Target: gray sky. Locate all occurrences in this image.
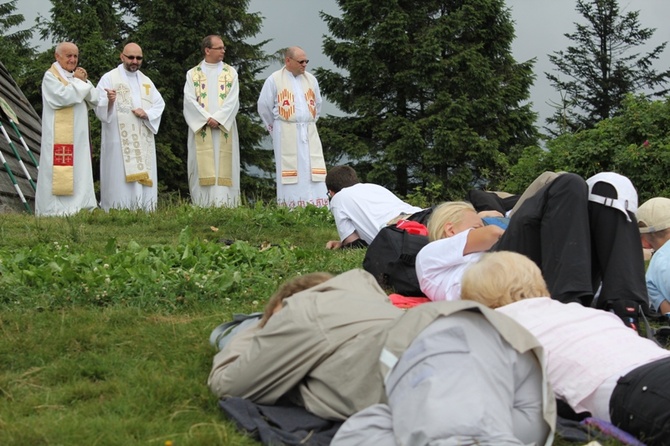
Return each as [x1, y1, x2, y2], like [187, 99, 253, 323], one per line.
[16, 0, 670, 127]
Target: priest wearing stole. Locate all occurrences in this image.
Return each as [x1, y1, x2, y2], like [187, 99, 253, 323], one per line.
[183, 35, 241, 208]
[95, 42, 165, 212]
[258, 46, 328, 208]
[35, 42, 100, 217]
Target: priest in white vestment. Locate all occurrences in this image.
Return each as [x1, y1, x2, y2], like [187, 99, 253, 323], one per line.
[35, 42, 99, 217]
[183, 35, 240, 207]
[257, 46, 328, 208]
[95, 43, 165, 212]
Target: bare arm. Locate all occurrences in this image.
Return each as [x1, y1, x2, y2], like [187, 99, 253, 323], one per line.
[463, 226, 504, 255]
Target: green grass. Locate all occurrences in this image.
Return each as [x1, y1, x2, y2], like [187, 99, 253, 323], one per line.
[0, 201, 642, 445]
[0, 201, 364, 445]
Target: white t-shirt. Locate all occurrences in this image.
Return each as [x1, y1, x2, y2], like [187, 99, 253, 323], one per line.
[329, 183, 422, 244]
[497, 297, 670, 417]
[415, 229, 483, 302]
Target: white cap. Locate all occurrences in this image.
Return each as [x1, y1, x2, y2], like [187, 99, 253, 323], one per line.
[585, 172, 638, 222]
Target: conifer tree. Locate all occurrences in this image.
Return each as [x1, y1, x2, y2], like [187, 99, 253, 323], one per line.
[546, 0, 670, 134]
[16, 0, 273, 198]
[315, 0, 538, 198]
[0, 0, 35, 77]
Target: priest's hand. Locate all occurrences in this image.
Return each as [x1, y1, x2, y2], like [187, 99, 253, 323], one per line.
[206, 117, 220, 128]
[132, 108, 148, 119]
[74, 66, 88, 81]
[105, 89, 116, 105]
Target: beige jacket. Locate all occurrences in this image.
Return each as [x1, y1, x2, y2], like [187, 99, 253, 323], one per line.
[208, 269, 402, 420]
[208, 269, 555, 433]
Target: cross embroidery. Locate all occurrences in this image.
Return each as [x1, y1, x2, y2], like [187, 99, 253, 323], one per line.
[53, 144, 74, 166]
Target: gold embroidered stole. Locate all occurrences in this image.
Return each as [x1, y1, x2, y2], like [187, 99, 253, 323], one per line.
[111, 68, 153, 186]
[190, 63, 234, 187]
[272, 68, 326, 184]
[48, 65, 75, 195]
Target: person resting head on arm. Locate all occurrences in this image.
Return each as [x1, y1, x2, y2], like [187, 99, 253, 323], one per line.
[461, 251, 670, 446]
[259, 272, 334, 327]
[426, 201, 504, 252]
[416, 201, 504, 302]
[460, 250, 549, 308]
[207, 268, 404, 421]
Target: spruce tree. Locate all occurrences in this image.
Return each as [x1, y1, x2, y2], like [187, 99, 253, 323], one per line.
[18, 0, 273, 198]
[0, 0, 35, 77]
[315, 0, 538, 198]
[546, 0, 670, 134]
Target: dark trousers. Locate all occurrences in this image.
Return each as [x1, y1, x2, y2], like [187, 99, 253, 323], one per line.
[494, 173, 647, 308]
[467, 189, 520, 214]
[610, 356, 670, 445]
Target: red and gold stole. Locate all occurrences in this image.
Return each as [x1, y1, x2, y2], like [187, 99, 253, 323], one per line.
[48, 65, 75, 195]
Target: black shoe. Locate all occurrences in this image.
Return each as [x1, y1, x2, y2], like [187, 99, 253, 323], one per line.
[604, 300, 641, 331]
[654, 326, 670, 346]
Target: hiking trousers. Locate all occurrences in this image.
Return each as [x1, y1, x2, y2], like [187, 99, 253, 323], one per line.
[495, 173, 647, 309]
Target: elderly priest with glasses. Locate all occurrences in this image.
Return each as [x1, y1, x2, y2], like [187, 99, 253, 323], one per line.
[258, 46, 328, 208]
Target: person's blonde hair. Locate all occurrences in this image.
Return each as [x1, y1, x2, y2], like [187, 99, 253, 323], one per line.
[461, 251, 549, 308]
[427, 201, 476, 241]
[259, 272, 334, 327]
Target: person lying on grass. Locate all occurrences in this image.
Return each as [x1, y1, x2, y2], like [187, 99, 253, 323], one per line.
[460, 250, 670, 446]
[208, 268, 555, 445]
[416, 172, 648, 330]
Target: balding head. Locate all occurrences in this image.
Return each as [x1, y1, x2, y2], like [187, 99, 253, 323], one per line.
[54, 42, 79, 72]
[120, 42, 143, 72]
[123, 42, 142, 54]
[284, 46, 309, 76]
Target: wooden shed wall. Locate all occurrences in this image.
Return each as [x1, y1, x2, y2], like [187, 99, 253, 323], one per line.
[0, 61, 41, 214]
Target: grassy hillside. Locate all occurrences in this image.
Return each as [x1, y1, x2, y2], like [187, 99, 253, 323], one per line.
[0, 203, 364, 445]
[0, 203, 633, 445]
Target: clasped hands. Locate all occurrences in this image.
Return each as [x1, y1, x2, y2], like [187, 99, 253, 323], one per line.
[74, 67, 88, 81]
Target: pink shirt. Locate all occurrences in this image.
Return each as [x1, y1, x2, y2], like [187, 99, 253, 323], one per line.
[497, 298, 670, 415]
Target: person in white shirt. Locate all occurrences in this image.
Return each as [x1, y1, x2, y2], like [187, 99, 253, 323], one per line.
[461, 251, 670, 446]
[325, 165, 424, 249]
[95, 42, 165, 211]
[416, 172, 648, 329]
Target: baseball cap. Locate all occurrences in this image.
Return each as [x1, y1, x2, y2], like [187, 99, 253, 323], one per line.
[586, 172, 638, 222]
[637, 197, 670, 233]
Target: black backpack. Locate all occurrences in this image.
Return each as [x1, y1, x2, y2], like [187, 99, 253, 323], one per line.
[363, 222, 429, 296]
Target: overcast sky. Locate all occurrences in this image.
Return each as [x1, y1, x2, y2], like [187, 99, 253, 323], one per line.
[16, 0, 670, 128]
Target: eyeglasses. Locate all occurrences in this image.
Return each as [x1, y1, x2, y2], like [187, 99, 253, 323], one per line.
[291, 58, 309, 65]
[210, 46, 226, 51]
[123, 54, 143, 61]
[327, 191, 333, 200]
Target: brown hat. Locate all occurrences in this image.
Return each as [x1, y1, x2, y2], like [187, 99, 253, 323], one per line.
[637, 197, 670, 233]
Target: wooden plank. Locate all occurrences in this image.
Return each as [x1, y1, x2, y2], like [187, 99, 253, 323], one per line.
[0, 61, 42, 211]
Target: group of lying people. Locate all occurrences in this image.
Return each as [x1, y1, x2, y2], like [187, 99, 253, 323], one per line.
[207, 167, 670, 445]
